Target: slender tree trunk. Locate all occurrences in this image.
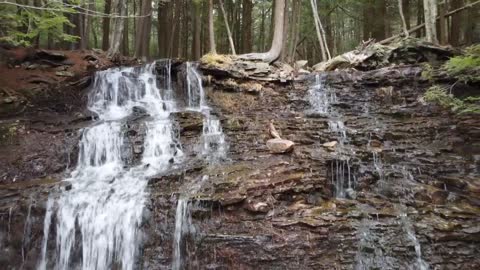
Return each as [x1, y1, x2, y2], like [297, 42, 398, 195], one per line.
[239, 0, 286, 63]
[259, 3, 266, 52]
[399, 0, 410, 37]
[102, 0, 112, 51]
[241, 0, 253, 53]
[108, 0, 126, 57]
[122, 3, 129, 56]
[416, 0, 424, 37]
[208, 0, 217, 54]
[438, 1, 448, 44]
[219, 0, 236, 54]
[158, 1, 172, 58]
[449, 0, 463, 45]
[192, 0, 202, 59]
[135, 0, 152, 60]
[423, 0, 438, 43]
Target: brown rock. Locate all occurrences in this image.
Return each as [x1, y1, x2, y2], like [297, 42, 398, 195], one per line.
[266, 138, 295, 154]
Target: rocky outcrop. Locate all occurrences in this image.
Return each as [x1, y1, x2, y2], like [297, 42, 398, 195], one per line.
[1, 59, 479, 270]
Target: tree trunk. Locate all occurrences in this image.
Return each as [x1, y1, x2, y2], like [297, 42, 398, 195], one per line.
[423, 0, 438, 43]
[192, 0, 202, 59]
[449, 0, 463, 45]
[102, 0, 112, 51]
[219, 0, 236, 54]
[208, 0, 217, 54]
[239, 0, 286, 63]
[438, 1, 448, 44]
[108, 0, 126, 58]
[399, 0, 410, 37]
[122, 3, 129, 56]
[135, 0, 152, 60]
[241, 0, 253, 53]
[373, 0, 387, 40]
[403, 0, 411, 29]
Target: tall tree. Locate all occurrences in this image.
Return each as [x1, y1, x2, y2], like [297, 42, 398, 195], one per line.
[108, 0, 126, 57]
[240, 0, 286, 63]
[102, 0, 112, 51]
[208, 0, 217, 54]
[241, 0, 253, 53]
[423, 0, 438, 43]
[449, 0, 463, 45]
[398, 0, 410, 37]
[218, 0, 236, 54]
[135, 0, 153, 60]
[192, 0, 202, 59]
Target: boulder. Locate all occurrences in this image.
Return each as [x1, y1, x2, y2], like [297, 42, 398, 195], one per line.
[267, 138, 294, 154]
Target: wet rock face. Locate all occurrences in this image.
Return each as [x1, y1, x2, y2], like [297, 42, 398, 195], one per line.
[1, 62, 479, 270]
[143, 65, 480, 269]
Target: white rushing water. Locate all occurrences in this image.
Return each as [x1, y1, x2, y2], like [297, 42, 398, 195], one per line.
[170, 64, 227, 269]
[39, 61, 183, 270]
[186, 62, 227, 161]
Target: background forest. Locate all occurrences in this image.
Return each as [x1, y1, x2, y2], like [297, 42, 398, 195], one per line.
[0, 0, 479, 65]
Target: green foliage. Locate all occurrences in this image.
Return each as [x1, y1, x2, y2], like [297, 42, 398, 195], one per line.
[0, 2, 78, 47]
[424, 85, 480, 114]
[421, 63, 435, 82]
[443, 45, 480, 83]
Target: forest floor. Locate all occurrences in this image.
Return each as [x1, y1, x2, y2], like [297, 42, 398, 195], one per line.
[0, 47, 116, 90]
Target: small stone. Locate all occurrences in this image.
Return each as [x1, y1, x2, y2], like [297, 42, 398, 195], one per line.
[323, 141, 338, 148]
[26, 64, 39, 70]
[245, 200, 269, 213]
[295, 60, 308, 69]
[4, 97, 14, 104]
[55, 71, 75, 77]
[266, 138, 294, 154]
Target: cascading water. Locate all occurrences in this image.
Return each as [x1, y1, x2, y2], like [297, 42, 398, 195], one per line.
[309, 74, 355, 198]
[39, 61, 183, 270]
[170, 65, 227, 269]
[186, 62, 227, 160]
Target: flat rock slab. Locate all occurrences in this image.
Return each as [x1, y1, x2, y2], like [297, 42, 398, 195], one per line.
[266, 138, 294, 154]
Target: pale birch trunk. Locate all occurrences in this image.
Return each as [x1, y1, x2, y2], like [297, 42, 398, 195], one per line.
[239, 0, 285, 63]
[218, 0, 236, 55]
[423, 0, 438, 43]
[398, 0, 410, 37]
[208, 0, 217, 54]
[108, 0, 126, 58]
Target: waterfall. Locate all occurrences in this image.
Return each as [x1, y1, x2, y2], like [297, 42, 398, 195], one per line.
[38, 61, 182, 270]
[186, 62, 227, 161]
[172, 199, 193, 270]
[309, 74, 354, 198]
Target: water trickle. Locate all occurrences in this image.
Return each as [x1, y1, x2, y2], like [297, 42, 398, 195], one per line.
[185, 62, 227, 160]
[172, 199, 193, 270]
[309, 74, 355, 198]
[7, 206, 12, 241]
[308, 74, 337, 115]
[172, 175, 208, 270]
[355, 219, 389, 270]
[398, 206, 429, 270]
[22, 202, 34, 263]
[39, 61, 182, 270]
[38, 198, 53, 270]
[186, 62, 206, 111]
[330, 159, 355, 198]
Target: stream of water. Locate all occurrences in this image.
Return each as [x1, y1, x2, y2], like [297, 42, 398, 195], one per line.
[38, 61, 184, 270]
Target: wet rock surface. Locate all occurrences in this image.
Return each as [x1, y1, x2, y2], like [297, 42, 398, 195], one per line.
[142, 64, 479, 269]
[1, 61, 479, 269]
